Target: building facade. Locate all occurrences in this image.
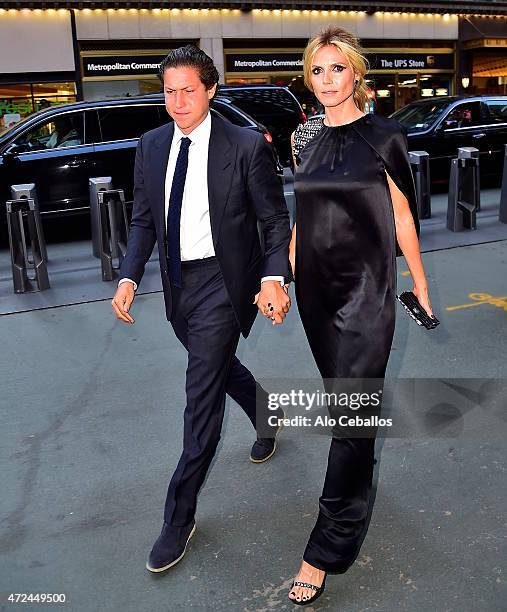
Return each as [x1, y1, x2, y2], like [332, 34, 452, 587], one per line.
[0, 2, 506, 128]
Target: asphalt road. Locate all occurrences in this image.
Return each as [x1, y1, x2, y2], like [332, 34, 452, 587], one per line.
[1, 237, 506, 611]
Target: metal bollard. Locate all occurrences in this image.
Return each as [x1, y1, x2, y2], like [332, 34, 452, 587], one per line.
[409, 151, 431, 219]
[96, 189, 129, 281]
[446, 147, 480, 232]
[89, 177, 113, 258]
[5, 197, 50, 293]
[499, 145, 507, 225]
[10, 184, 48, 261]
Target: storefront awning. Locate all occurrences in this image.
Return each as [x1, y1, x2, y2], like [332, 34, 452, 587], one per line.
[473, 53, 507, 77]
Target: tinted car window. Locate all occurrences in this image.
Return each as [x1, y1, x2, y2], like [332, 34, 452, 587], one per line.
[97, 105, 163, 142]
[441, 102, 482, 129]
[485, 100, 507, 124]
[391, 99, 448, 133]
[15, 112, 84, 151]
[220, 87, 301, 120]
[212, 99, 252, 127]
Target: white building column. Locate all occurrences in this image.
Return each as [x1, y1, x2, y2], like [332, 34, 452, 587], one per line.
[200, 37, 225, 84]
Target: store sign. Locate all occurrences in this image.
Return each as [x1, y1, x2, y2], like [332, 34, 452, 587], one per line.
[368, 53, 454, 70]
[225, 51, 453, 74]
[226, 53, 303, 73]
[82, 55, 166, 78]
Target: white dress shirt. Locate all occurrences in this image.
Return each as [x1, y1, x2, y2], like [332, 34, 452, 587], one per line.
[119, 111, 284, 291]
[166, 112, 215, 261]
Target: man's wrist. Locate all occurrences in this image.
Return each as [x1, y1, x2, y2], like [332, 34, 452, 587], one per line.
[118, 278, 137, 291]
[261, 275, 285, 287]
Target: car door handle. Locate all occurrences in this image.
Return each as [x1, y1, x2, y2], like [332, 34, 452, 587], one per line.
[472, 133, 486, 139]
[68, 158, 86, 168]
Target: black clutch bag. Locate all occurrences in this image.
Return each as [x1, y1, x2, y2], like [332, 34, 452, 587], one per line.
[396, 291, 440, 330]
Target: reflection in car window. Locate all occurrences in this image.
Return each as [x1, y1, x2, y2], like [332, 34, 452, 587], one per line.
[390, 99, 449, 133]
[16, 112, 84, 151]
[441, 102, 482, 129]
[486, 100, 507, 124]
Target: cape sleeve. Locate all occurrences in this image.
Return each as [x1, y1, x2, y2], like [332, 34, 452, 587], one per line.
[354, 116, 420, 258]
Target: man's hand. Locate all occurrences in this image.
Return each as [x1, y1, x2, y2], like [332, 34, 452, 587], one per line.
[111, 282, 136, 324]
[254, 280, 291, 325]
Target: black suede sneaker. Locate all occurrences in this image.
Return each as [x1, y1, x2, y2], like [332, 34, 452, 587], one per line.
[250, 409, 284, 463]
[146, 519, 196, 573]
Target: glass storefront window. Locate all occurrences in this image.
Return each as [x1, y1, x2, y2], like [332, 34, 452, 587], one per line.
[0, 82, 76, 131]
[369, 75, 396, 116]
[224, 70, 454, 117]
[419, 74, 451, 98]
[397, 73, 419, 108]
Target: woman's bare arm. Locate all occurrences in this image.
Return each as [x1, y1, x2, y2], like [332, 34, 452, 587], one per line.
[385, 170, 433, 316]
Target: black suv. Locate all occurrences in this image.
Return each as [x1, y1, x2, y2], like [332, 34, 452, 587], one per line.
[218, 85, 306, 167]
[0, 94, 278, 230]
[390, 95, 507, 186]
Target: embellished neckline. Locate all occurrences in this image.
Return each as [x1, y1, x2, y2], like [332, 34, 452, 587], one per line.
[321, 114, 369, 129]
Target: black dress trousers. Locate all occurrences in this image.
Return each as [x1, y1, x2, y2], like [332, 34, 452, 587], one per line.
[163, 256, 264, 527]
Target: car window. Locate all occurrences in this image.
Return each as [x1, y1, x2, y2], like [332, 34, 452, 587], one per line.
[97, 105, 164, 142]
[391, 99, 448, 132]
[15, 112, 84, 151]
[485, 100, 507, 124]
[441, 102, 483, 129]
[220, 88, 301, 120]
[84, 110, 101, 144]
[212, 100, 252, 127]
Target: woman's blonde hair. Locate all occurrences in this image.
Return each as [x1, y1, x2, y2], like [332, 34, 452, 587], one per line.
[303, 26, 370, 113]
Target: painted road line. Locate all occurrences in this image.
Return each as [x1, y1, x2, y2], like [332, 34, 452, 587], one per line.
[446, 293, 507, 312]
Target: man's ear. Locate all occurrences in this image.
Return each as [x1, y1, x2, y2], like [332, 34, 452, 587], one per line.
[208, 83, 218, 100]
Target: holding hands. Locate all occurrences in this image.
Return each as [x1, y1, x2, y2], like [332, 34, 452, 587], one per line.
[254, 280, 291, 325]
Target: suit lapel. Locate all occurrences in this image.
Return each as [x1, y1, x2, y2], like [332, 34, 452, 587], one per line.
[207, 114, 237, 248]
[152, 122, 174, 237]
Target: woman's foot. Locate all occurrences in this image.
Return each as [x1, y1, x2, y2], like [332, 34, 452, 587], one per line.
[288, 560, 326, 604]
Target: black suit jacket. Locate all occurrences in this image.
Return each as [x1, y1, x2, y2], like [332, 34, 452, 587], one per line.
[119, 112, 292, 338]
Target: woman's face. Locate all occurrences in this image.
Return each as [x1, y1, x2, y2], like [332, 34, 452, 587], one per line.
[309, 44, 357, 109]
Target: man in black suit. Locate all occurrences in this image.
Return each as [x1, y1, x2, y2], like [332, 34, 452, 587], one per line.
[111, 45, 292, 572]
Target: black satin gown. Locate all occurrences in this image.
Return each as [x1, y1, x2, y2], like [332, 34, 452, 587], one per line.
[294, 114, 402, 574]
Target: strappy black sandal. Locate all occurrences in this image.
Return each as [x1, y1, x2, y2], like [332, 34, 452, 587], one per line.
[289, 574, 327, 606]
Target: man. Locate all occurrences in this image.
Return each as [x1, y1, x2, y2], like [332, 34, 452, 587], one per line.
[111, 45, 292, 573]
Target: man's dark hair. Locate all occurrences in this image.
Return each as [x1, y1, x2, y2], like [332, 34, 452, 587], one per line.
[158, 45, 220, 92]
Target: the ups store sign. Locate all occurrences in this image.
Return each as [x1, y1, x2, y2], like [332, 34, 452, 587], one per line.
[368, 52, 454, 71]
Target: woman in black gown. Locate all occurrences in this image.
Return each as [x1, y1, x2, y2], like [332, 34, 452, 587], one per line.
[287, 26, 435, 605]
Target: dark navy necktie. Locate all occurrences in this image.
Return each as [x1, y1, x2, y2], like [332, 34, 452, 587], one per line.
[167, 136, 191, 288]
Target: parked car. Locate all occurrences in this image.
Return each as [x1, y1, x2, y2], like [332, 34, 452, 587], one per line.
[390, 95, 507, 187]
[218, 85, 307, 167]
[0, 94, 280, 232]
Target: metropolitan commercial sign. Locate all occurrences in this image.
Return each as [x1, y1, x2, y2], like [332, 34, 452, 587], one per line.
[82, 55, 166, 78]
[225, 53, 304, 73]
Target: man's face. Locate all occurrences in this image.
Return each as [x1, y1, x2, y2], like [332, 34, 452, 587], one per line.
[162, 66, 217, 134]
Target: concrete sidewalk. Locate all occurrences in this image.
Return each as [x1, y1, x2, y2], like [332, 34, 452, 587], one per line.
[1, 240, 506, 611]
[1, 187, 506, 316]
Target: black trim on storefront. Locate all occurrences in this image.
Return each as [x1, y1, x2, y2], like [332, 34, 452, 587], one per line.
[78, 40, 194, 52]
[1, 2, 506, 16]
[0, 72, 77, 86]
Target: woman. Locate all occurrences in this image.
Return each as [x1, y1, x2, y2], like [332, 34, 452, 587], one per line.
[287, 26, 435, 605]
